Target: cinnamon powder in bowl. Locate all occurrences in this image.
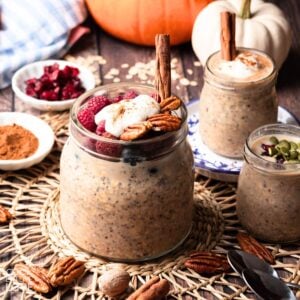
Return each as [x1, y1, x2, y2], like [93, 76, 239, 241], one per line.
[0, 124, 38, 160]
[0, 112, 54, 170]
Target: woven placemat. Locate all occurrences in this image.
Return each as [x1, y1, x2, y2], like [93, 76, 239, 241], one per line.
[0, 112, 299, 300]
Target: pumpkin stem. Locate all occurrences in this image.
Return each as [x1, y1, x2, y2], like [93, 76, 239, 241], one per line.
[240, 0, 251, 19]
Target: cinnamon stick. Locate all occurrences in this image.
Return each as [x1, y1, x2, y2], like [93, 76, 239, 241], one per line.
[220, 12, 236, 60]
[155, 34, 171, 101]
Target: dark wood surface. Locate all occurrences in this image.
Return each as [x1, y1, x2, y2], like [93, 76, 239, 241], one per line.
[0, 1, 299, 299]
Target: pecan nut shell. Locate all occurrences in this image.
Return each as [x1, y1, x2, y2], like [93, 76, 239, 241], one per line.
[0, 205, 12, 224]
[160, 96, 182, 112]
[14, 263, 52, 294]
[147, 114, 181, 132]
[48, 256, 85, 287]
[237, 232, 275, 264]
[127, 276, 170, 300]
[184, 252, 231, 275]
[120, 121, 152, 141]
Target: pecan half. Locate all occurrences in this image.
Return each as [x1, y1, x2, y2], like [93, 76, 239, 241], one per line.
[184, 252, 231, 275]
[120, 121, 152, 141]
[0, 205, 12, 224]
[237, 232, 275, 264]
[147, 114, 181, 132]
[160, 96, 182, 112]
[48, 256, 85, 287]
[14, 263, 52, 294]
[127, 276, 170, 300]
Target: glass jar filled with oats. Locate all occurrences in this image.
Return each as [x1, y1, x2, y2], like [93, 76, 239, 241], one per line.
[60, 83, 194, 262]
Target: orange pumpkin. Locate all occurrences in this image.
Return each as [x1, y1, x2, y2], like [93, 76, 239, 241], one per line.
[85, 0, 212, 46]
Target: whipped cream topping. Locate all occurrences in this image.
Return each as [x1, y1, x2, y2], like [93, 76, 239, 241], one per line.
[217, 52, 261, 79]
[95, 95, 160, 137]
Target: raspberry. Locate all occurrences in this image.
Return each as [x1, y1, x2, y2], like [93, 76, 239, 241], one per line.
[123, 90, 138, 99]
[77, 108, 96, 131]
[95, 132, 121, 157]
[95, 120, 106, 135]
[110, 95, 123, 103]
[86, 96, 109, 114]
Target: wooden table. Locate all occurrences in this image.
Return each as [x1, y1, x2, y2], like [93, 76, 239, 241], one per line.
[1, 0, 300, 121]
[0, 1, 299, 299]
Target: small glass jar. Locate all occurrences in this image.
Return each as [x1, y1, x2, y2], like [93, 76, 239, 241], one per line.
[199, 48, 278, 158]
[237, 124, 300, 243]
[59, 83, 194, 262]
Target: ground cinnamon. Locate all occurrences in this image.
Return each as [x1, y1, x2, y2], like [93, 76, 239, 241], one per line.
[0, 124, 38, 160]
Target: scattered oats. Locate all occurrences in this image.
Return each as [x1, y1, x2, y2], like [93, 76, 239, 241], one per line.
[121, 63, 129, 68]
[171, 58, 178, 64]
[190, 81, 198, 86]
[129, 68, 138, 76]
[90, 65, 98, 72]
[110, 68, 120, 76]
[113, 77, 121, 83]
[104, 74, 114, 79]
[126, 74, 133, 79]
[176, 85, 181, 90]
[179, 78, 190, 86]
[171, 70, 180, 80]
[64, 55, 76, 62]
[147, 79, 154, 85]
[187, 69, 193, 75]
[193, 61, 201, 67]
[138, 74, 148, 81]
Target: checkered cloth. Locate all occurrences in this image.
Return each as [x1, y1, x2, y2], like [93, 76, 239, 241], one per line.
[0, 0, 87, 89]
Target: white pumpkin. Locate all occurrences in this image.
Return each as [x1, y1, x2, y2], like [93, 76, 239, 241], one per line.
[191, 0, 291, 68]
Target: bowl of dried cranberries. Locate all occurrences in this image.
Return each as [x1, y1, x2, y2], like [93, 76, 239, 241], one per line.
[12, 60, 95, 111]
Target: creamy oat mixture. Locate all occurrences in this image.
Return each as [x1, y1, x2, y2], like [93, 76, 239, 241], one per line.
[60, 137, 194, 260]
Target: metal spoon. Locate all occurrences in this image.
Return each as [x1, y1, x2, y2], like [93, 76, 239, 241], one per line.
[227, 250, 300, 290]
[242, 268, 296, 300]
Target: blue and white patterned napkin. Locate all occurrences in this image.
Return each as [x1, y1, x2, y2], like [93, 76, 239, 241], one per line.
[0, 0, 87, 89]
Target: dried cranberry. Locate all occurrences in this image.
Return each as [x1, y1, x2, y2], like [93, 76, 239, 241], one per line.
[40, 90, 58, 100]
[25, 63, 86, 101]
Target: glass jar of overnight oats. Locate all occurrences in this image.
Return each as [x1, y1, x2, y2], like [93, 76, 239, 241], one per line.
[60, 83, 194, 262]
[199, 48, 278, 158]
[237, 124, 300, 243]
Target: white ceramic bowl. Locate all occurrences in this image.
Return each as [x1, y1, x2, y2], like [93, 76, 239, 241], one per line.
[0, 112, 55, 171]
[12, 60, 95, 111]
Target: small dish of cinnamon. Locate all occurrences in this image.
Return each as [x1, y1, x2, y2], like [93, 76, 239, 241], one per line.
[0, 112, 54, 170]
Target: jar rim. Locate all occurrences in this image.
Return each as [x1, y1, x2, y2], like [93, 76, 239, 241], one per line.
[205, 47, 277, 90]
[244, 123, 300, 173]
[70, 82, 188, 146]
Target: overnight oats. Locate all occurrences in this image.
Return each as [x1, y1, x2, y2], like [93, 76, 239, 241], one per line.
[60, 83, 194, 261]
[199, 48, 278, 158]
[237, 124, 300, 243]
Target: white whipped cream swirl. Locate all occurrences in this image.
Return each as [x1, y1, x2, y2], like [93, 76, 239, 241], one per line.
[94, 95, 160, 137]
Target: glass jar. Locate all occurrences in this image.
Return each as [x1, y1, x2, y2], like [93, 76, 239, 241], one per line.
[199, 48, 278, 158]
[237, 124, 300, 243]
[60, 83, 194, 262]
